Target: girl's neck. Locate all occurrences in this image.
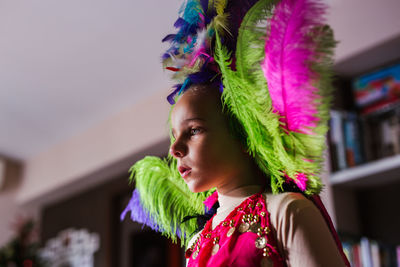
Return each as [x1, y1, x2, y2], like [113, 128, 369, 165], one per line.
[217, 184, 263, 211]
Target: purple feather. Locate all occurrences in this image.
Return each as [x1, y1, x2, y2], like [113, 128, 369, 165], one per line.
[219, 82, 224, 93]
[223, 0, 259, 53]
[200, 0, 208, 13]
[174, 17, 187, 28]
[167, 86, 181, 105]
[162, 34, 176, 43]
[188, 70, 215, 84]
[120, 189, 160, 231]
[161, 52, 171, 61]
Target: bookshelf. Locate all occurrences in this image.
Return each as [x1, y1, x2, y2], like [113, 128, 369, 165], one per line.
[329, 139, 400, 266]
[327, 44, 400, 265]
[330, 154, 400, 188]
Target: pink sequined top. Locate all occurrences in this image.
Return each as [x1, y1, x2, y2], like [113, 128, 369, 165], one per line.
[186, 192, 285, 267]
[185, 190, 349, 267]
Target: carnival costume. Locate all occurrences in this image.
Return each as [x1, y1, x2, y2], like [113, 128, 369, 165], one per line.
[121, 0, 350, 265]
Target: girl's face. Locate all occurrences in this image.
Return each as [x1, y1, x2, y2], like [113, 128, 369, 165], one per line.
[170, 86, 250, 193]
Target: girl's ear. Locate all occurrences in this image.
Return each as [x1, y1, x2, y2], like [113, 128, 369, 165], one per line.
[240, 144, 247, 154]
[238, 141, 250, 155]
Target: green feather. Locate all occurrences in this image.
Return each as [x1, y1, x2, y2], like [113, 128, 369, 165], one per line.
[130, 155, 212, 245]
[214, 0, 291, 193]
[235, 0, 276, 80]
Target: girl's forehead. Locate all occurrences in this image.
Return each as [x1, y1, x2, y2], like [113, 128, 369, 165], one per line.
[171, 90, 222, 125]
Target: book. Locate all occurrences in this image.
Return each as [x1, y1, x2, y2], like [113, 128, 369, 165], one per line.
[353, 243, 362, 267]
[352, 63, 400, 115]
[360, 237, 373, 267]
[341, 236, 400, 267]
[330, 110, 347, 171]
[370, 240, 381, 267]
[359, 116, 376, 162]
[343, 112, 364, 166]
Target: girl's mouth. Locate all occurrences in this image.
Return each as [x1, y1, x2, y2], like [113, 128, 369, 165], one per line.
[178, 166, 192, 178]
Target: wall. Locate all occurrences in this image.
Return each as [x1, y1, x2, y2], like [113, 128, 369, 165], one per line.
[328, 0, 400, 64]
[0, 176, 20, 246]
[0, 191, 19, 246]
[17, 89, 171, 208]
[40, 175, 128, 267]
[0, 159, 39, 247]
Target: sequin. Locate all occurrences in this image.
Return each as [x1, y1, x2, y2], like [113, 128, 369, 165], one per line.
[255, 236, 267, 249]
[227, 227, 235, 237]
[263, 247, 270, 257]
[211, 244, 220, 255]
[192, 250, 199, 259]
[249, 222, 260, 233]
[238, 222, 250, 233]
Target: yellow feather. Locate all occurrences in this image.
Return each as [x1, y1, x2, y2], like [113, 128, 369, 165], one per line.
[208, 0, 228, 15]
[214, 0, 228, 15]
[213, 13, 232, 36]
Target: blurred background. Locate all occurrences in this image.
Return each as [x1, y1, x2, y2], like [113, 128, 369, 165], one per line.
[0, 0, 399, 266]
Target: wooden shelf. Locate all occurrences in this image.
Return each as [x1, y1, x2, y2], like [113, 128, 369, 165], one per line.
[330, 154, 400, 188]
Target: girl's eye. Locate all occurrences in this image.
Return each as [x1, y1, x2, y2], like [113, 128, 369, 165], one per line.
[190, 128, 201, 136]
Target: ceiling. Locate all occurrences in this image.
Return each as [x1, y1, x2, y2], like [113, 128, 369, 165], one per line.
[0, 0, 179, 160]
[1, 0, 399, 161]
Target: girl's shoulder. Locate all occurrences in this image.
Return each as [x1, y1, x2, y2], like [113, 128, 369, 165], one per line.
[264, 193, 348, 267]
[264, 192, 319, 235]
[264, 191, 314, 215]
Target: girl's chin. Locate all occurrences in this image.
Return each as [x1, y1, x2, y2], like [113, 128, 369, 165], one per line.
[185, 179, 211, 193]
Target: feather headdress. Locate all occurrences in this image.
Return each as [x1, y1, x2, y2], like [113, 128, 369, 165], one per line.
[121, 0, 336, 245]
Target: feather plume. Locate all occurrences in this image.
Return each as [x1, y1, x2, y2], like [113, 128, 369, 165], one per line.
[261, 0, 328, 134]
[212, 12, 231, 36]
[215, 30, 289, 193]
[200, 0, 209, 13]
[214, 0, 228, 15]
[215, 0, 295, 193]
[260, 0, 335, 192]
[122, 155, 211, 245]
[121, 189, 160, 231]
[215, 0, 335, 194]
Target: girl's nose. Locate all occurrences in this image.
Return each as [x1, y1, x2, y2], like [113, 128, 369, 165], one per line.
[170, 140, 187, 158]
[169, 140, 187, 158]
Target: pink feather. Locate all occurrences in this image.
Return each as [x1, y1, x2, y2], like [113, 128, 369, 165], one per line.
[261, 0, 327, 133]
[203, 191, 218, 209]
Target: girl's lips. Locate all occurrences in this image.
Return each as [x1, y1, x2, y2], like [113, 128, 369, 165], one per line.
[178, 166, 192, 178]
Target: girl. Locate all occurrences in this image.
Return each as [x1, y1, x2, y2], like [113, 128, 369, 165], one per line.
[122, 0, 350, 266]
[170, 84, 347, 266]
